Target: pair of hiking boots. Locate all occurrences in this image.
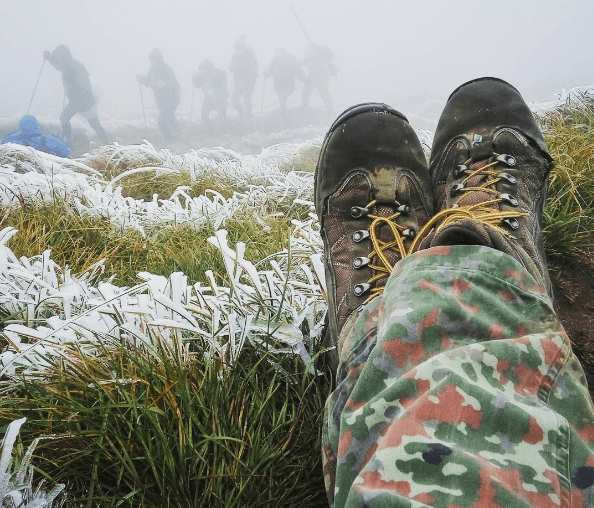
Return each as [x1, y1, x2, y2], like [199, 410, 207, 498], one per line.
[314, 77, 554, 368]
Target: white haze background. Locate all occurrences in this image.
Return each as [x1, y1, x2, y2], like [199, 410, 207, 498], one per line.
[2, 0, 593, 128]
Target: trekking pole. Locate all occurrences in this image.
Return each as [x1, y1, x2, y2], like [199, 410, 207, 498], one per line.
[26, 59, 46, 115]
[189, 84, 195, 122]
[260, 76, 267, 115]
[290, 5, 314, 45]
[139, 82, 147, 129]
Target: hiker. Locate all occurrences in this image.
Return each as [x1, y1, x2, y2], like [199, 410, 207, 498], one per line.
[300, 44, 337, 115]
[137, 49, 181, 141]
[316, 78, 594, 507]
[263, 48, 305, 117]
[229, 36, 258, 123]
[2, 115, 70, 157]
[43, 45, 109, 146]
[192, 60, 229, 134]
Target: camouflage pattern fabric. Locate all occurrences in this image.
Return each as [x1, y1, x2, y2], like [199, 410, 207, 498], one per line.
[323, 245, 594, 507]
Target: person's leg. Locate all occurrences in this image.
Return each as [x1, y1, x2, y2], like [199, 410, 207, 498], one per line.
[166, 108, 178, 140]
[318, 81, 594, 508]
[242, 77, 256, 121]
[316, 80, 334, 116]
[167, 108, 178, 140]
[159, 95, 179, 141]
[202, 100, 214, 134]
[279, 93, 288, 117]
[59, 102, 78, 145]
[157, 109, 167, 139]
[325, 245, 594, 508]
[276, 84, 291, 118]
[232, 81, 245, 119]
[301, 79, 314, 109]
[217, 99, 230, 133]
[157, 108, 174, 141]
[87, 117, 109, 145]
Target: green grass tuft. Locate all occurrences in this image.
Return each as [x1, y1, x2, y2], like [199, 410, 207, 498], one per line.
[543, 109, 594, 260]
[0, 335, 330, 507]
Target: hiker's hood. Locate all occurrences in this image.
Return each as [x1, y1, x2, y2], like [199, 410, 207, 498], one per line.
[51, 45, 73, 65]
[149, 48, 164, 63]
[19, 116, 42, 137]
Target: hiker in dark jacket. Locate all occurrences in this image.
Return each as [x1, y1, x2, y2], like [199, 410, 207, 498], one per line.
[43, 45, 109, 145]
[2, 115, 70, 158]
[137, 49, 181, 141]
[229, 36, 258, 123]
[193, 60, 229, 134]
[300, 44, 337, 115]
[264, 48, 305, 116]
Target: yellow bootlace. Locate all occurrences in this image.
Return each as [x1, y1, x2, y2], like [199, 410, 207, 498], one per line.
[408, 156, 528, 253]
[362, 199, 410, 303]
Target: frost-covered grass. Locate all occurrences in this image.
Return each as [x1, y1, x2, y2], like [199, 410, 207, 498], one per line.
[2, 85, 594, 507]
[1, 201, 308, 287]
[540, 89, 594, 261]
[0, 139, 330, 506]
[1, 418, 64, 507]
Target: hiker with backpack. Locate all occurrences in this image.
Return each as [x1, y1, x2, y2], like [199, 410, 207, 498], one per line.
[229, 36, 258, 125]
[300, 44, 337, 116]
[43, 45, 109, 146]
[192, 60, 229, 135]
[263, 48, 305, 118]
[137, 48, 181, 141]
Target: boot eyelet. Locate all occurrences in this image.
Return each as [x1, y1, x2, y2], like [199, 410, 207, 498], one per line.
[350, 206, 369, 218]
[450, 183, 465, 197]
[354, 283, 370, 297]
[453, 164, 467, 178]
[496, 154, 516, 166]
[501, 217, 520, 230]
[397, 204, 411, 214]
[499, 172, 517, 184]
[499, 193, 518, 206]
[353, 256, 371, 269]
[402, 228, 416, 238]
[352, 230, 369, 242]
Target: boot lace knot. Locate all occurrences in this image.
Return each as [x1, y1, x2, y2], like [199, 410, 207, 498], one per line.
[410, 153, 528, 251]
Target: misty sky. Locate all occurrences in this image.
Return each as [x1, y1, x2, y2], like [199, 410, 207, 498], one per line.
[2, 0, 593, 127]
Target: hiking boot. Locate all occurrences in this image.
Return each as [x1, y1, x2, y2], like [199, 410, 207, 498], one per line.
[415, 77, 554, 297]
[315, 103, 433, 368]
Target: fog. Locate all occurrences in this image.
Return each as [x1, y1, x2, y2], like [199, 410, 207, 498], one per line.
[2, 0, 593, 131]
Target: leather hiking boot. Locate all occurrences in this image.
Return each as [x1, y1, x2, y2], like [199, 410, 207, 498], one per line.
[315, 103, 433, 368]
[413, 77, 554, 298]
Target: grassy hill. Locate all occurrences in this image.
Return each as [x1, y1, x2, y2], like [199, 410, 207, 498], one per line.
[1, 105, 594, 507]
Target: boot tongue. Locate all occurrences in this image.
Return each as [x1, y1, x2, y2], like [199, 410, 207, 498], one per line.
[429, 219, 495, 247]
[424, 217, 522, 264]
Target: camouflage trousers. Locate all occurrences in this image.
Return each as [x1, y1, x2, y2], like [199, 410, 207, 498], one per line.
[323, 245, 594, 508]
